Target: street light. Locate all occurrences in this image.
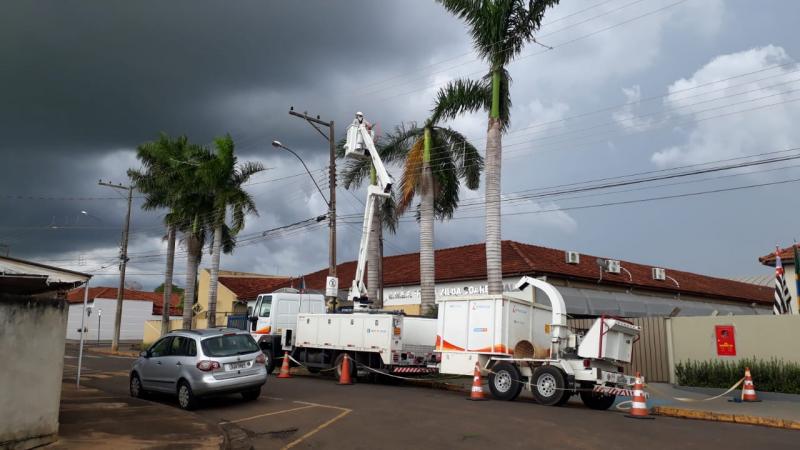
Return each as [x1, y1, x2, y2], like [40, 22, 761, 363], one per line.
[271, 140, 330, 207]
[97, 308, 102, 345]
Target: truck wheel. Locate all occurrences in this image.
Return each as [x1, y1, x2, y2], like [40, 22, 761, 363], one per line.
[263, 349, 276, 374]
[488, 362, 523, 401]
[333, 353, 356, 382]
[580, 387, 616, 410]
[532, 366, 567, 406]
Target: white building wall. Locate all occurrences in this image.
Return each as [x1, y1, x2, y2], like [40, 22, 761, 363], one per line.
[66, 298, 156, 341]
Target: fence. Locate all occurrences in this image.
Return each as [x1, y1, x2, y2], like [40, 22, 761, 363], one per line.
[568, 316, 670, 382]
[226, 314, 249, 330]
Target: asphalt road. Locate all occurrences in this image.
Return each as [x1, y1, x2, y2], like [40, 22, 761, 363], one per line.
[65, 345, 798, 450]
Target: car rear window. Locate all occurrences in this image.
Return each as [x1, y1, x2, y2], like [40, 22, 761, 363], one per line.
[201, 334, 260, 357]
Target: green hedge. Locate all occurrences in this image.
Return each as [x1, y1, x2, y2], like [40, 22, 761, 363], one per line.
[675, 358, 800, 394]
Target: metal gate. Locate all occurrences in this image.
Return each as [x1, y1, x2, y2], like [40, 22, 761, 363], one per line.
[568, 316, 670, 382]
[226, 314, 249, 330]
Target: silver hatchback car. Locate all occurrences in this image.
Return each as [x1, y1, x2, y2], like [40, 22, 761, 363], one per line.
[130, 328, 267, 410]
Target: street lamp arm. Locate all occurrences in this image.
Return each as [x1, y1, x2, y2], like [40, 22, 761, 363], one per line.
[272, 141, 330, 206]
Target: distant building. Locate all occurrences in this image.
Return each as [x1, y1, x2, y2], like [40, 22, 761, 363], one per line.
[65, 287, 181, 341]
[195, 269, 293, 328]
[301, 241, 772, 317]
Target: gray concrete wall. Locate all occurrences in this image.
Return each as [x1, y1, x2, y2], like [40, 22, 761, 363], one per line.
[666, 315, 800, 383]
[0, 294, 68, 449]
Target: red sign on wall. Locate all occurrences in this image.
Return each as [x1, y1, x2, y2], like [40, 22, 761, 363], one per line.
[715, 325, 736, 356]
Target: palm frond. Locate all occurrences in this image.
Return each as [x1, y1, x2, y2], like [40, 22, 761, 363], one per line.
[430, 78, 490, 125]
[396, 139, 424, 214]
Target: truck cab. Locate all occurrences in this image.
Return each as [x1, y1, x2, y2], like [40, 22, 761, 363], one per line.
[247, 290, 326, 373]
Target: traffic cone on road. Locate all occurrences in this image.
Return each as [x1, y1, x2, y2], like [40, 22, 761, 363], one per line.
[338, 354, 353, 385]
[625, 372, 654, 419]
[741, 367, 761, 402]
[467, 362, 488, 401]
[277, 352, 292, 379]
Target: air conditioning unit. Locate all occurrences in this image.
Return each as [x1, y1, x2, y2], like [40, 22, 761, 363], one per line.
[605, 259, 621, 274]
[652, 267, 666, 281]
[565, 251, 580, 264]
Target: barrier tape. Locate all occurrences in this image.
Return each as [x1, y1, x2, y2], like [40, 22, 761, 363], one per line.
[644, 377, 745, 403]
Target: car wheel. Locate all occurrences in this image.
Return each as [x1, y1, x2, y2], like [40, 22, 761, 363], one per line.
[488, 362, 523, 401]
[177, 381, 197, 410]
[130, 373, 147, 399]
[241, 387, 261, 402]
[531, 366, 567, 406]
[263, 349, 276, 374]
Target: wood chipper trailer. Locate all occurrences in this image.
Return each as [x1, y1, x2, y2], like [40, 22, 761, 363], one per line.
[435, 276, 640, 409]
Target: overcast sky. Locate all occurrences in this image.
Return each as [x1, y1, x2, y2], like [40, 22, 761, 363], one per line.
[2, 0, 799, 290]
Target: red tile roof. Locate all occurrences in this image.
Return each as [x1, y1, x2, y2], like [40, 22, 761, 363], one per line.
[66, 287, 182, 316]
[218, 276, 295, 301]
[758, 244, 800, 267]
[300, 241, 772, 306]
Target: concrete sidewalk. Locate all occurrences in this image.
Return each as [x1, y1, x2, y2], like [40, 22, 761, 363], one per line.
[647, 383, 800, 430]
[48, 383, 225, 449]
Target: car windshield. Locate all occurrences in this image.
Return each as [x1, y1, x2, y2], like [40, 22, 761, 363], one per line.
[201, 334, 260, 357]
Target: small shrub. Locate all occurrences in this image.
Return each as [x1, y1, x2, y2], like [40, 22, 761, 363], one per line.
[675, 358, 800, 394]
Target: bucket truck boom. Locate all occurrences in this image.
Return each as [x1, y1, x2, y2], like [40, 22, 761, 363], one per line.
[343, 117, 394, 309]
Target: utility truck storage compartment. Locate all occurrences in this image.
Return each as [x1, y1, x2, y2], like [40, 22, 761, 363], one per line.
[435, 295, 551, 374]
[577, 316, 639, 363]
[296, 313, 402, 365]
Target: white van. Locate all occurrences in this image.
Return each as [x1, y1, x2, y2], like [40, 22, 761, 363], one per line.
[247, 290, 325, 373]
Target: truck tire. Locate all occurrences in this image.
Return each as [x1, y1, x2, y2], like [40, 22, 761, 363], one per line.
[531, 366, 567, 406]
[488, 362, 523, 401]
[263, 349, 275, 374]
[333, 353, 356, 382]
[580, 386, 616, 410]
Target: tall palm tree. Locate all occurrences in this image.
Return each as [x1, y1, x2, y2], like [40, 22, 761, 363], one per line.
[341, 123, 482, 314]
[201, 135, 264, 328]
[128, 134, 196, 335]
[435, 0, 560, 294]
[380, 122, 481, 314]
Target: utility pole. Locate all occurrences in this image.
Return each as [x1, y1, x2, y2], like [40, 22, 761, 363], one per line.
[288, 107, 338, 311]
[98, 180, 133, 352]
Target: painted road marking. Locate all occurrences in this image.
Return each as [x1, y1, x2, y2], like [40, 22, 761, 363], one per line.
[228, 405, 318, 424]
[282, 408, 352, 450]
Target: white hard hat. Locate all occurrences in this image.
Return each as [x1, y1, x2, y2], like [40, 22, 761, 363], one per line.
[355, 111, 364, 117]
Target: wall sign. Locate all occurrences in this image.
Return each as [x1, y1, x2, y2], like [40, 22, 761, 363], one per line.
[715, 325, 736, 356]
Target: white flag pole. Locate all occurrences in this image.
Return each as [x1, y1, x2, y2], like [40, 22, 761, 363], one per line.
[76, 281, 89, 387]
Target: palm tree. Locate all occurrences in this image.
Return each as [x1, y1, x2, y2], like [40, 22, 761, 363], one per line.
[201, 135, 264, 328]
[435, 0, 560, 294]
[380, 122, 481, 314]
[128, 134, 197, 335]
[341, 123, 482, 314]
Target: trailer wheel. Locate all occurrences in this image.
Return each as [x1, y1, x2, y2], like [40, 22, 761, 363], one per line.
[488, 362, 523, 401]
[579, 385, 616, 410]
[531, 366, 567, 406]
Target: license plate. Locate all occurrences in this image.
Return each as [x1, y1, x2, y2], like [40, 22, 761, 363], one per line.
[227, 361, 249, 371]
[603, 372, 625, 384]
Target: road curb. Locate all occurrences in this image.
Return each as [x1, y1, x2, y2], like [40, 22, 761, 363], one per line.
[653, 406, 800, 430]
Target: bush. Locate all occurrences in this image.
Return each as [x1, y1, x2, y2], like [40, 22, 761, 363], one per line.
[675, 358, 800, 394]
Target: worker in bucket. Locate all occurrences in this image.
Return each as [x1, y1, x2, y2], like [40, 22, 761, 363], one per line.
[352, 111, 375, 139]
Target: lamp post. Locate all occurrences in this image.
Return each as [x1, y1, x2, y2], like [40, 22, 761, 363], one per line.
[97, 308, 102, 345]
[270, 140, 337, 310]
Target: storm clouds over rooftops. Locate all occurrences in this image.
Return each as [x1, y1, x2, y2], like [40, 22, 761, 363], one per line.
[2, 0, 800, 288]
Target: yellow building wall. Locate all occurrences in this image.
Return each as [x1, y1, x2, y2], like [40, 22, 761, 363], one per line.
[142, 318, 183, 346]
[196, 269, 241, 328]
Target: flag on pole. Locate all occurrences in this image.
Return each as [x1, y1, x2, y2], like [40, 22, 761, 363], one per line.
[774, 247, 793, 315]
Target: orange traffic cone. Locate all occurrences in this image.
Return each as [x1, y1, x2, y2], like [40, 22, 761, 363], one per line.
[467, 362, 488, 401]
[741, 367, 761, 402]
[277, 352, 292, 379]
[338, 354, 353, 385]
[625, 372, 654, 419]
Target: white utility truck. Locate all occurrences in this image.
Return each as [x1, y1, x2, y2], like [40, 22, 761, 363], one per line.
[247, 290, 327, 373]
[436, 276, 639, 409]
[251, 115, 437, 378]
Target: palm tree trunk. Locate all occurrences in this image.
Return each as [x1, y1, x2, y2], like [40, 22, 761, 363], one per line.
[367, 165, 380, 305]
[486, 69, 503, 295]
[182, 234, 200, 329]
[420, 127, 436, 315]
[207, 220, 223, 328]
[161, 224, 176, 336]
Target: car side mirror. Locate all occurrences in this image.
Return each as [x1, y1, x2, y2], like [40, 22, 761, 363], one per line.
[249, 316, 258, 322]
[139, 350, 149, 358]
